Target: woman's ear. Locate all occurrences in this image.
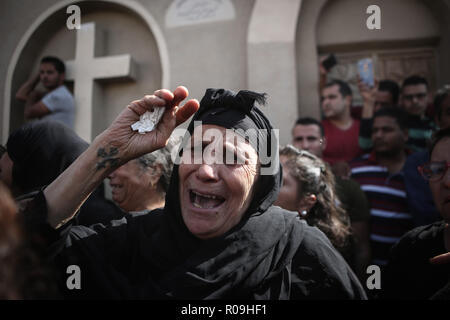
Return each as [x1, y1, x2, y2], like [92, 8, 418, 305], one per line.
[297, 193, 317, 214]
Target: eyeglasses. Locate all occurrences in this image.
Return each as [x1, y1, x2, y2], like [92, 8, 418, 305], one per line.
[418, 161, 450, 181]
[403, 93, 427, 101]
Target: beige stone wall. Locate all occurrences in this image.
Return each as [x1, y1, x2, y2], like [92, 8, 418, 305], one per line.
[317, 0, 439, 46]
[1, 0, 450, 147]
[0, 0, 255, 142]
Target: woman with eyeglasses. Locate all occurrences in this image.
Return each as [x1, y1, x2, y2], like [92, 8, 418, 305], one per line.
[382, 127, 450, 299]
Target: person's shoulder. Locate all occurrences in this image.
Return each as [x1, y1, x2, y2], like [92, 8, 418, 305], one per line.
[47, 85, 73, 100]
[261, 206, 304, 231]
[73, 208, 164, 237]
[321, 118, 332, 129]
[405, 150, 429, 167]
[390, 221, 446, 260]
[420, 115, 435, 126]
[336, 176, 359, 188]
[349, 153, 371, 168]
[286, 217, 337, 258]
[400, 220, 446, 243]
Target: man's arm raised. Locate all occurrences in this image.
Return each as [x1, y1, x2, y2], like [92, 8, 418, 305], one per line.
[16, 73, 40, 101]
[44, 86, 199, 228]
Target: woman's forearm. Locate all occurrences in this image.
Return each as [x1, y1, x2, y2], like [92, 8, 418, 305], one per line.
[43, 86, 199, 229]
[44, 135, 119, 228]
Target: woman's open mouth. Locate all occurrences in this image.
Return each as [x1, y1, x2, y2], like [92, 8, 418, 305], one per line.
[189, 189, 225, 209]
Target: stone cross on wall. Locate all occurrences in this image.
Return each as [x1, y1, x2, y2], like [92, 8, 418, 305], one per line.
[65, 22, 136, 142]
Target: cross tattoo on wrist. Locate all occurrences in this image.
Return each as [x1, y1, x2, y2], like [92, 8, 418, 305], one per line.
[96, 147, 120, 170]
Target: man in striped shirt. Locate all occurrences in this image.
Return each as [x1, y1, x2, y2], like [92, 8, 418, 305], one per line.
[351, 107, 413, 267]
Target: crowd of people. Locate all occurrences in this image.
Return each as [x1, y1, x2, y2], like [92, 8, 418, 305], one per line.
[0, 55, 449, 300]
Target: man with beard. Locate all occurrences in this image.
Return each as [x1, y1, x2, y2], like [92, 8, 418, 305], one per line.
[15, 56, 75, 128]
[350, 107, 412, 268]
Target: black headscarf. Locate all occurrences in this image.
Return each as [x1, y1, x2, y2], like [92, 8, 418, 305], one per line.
[7, 120, 123, 226]
[7, 120, 88, 195]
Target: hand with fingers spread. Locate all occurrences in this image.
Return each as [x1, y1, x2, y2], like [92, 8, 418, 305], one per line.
[97, 86, 199, 166]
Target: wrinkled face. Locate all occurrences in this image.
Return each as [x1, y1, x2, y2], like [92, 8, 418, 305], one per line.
[321, 85, 349, 119]
[39, 63, 63, 90]
[0, 153, 13, 188]
[436, 95, 450, 130]
[372, 116, 408, 154]
[374, 90, 394, 112]
[274, 156, 301, 212]
[178, 125, 259, 239]
[292, 124, 325, 157]
[401, 84, 428, 117]
[108, 159, 155, 212]
[429, 137, 450, 222]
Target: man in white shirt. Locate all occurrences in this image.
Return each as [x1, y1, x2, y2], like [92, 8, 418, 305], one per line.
[16, 56, 75, 129]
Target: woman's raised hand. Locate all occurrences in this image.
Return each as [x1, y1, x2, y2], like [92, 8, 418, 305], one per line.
[95, 86, 199, 167]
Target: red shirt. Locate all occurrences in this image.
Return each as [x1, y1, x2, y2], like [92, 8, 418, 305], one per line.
[322, 118, 363, 164]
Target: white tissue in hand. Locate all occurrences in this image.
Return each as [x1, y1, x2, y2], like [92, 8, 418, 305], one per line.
[131, 108, 165, 134]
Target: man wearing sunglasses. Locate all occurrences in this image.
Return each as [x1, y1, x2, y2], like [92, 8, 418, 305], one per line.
[382, 127, 450, 299]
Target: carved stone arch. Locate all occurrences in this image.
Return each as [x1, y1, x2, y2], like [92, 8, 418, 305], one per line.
[2, 0, 170, 143]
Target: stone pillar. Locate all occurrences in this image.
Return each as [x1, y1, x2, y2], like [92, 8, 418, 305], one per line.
[247, 0, 302, 146]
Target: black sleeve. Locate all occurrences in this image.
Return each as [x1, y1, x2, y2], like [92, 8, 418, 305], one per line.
[290, 225, 368, 299]
[381, 222, 447, 300]
[19, 189, 73, 258]
[17, 190, 142, 298]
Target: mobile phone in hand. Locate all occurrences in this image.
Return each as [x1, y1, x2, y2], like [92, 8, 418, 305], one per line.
[357, 58, 374, 87]
[322, 54, 337, 71]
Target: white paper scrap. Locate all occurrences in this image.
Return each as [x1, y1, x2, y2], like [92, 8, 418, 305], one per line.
[131, 108, 165, 134]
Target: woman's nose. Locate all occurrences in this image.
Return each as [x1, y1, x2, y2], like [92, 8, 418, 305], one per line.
[196, 163, 218, 181]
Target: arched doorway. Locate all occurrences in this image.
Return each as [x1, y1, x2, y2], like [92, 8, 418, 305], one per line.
[3, 0, 169, 142]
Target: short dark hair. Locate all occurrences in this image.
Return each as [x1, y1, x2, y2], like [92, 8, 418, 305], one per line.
[294, 117, 324, 137]
[378, 80, 400, 105]
[373, 106, 409, 130]
[434, 85, 450, 121]
[401, 75, 429, 91]
[40, 56, 65, 74]
[429, 127, 450, 156]
[324, 79, 352, 98]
